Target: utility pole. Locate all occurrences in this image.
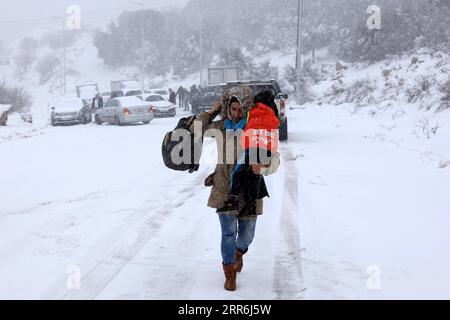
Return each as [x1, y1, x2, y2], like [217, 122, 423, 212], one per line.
[140, 3, 144, 90]
[59, 38, 63, 96]
[199, 17, 203, 87]
[129, 1, 145, 90]
[295, 0, 304, 105]
[62, 17, 66, 96]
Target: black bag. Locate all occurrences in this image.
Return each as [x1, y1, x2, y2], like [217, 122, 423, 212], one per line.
[161, 115, 201, 173]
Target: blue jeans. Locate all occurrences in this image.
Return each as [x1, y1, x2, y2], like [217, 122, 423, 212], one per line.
[218, 214, 257, 265]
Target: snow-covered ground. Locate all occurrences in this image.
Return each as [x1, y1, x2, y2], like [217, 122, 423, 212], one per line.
[1, 99, 449, 299]
[1, 24, 450, 299]
[293, 103, 450, 299]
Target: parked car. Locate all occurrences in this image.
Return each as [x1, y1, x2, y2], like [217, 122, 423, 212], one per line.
[94, 96, 155, 125]
[138, 94, 176, 117]
[21, 113, 33, 124]
[148, 88, 170, 101]
[50, 98, 92, 126]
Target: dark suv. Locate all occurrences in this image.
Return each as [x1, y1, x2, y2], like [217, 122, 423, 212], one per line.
[194, 80, 289, 141]
[191, 84, 227, 115]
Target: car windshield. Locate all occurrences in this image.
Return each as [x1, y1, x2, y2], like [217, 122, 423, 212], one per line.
[251, 84, 278, 97]
[146, 95, 165, 102]
[204, 86, 220, 93]
[111, 91, 124, 97]
[125, 90, 142, 96]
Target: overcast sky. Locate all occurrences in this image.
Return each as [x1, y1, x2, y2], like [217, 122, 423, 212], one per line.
[0, 0, 189, 45]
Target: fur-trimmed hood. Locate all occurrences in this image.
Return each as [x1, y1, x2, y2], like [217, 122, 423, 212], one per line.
[220, 85, 254, 119]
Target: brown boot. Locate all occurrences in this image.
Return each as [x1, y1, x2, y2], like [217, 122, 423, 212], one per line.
[222, 263, 237, 291]
[235, 249, 245, 273]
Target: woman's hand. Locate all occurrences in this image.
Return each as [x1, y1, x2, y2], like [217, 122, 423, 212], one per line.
[251, 163, 271, 175]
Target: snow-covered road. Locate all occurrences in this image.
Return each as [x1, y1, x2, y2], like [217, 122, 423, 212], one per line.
[1, 106, 449, 299]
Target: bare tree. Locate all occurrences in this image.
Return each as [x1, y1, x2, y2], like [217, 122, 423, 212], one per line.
[14, 37, 39, 75]
[36, 54, 60, 85]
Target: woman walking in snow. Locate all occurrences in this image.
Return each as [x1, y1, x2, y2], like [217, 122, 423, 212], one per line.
[190, 85, 280, 291]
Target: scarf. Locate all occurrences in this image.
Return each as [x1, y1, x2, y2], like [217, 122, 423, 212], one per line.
[223, 117, 247, 130]
[224, 116, 248, 186]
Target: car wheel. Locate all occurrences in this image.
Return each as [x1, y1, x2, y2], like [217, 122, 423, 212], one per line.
[95, 115, 102, 125]
[143, 120, 150, 124]
[279, 118, 288, 141]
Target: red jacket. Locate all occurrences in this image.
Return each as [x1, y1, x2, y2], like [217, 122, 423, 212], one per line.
[240, 102, 280, 152]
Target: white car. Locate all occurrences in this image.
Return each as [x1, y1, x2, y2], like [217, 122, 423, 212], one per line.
[94, 96, 154, 125]
[138, 94, 176, 117]
[50, 98, 91, 126]
[147, 88, 170, 101]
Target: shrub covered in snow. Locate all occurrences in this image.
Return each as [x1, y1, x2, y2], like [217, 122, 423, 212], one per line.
[0, 82, 32, 114]
[321, 77, 377, 107]
[438, 78, 450, 111]
[345, 78, 377, 106]
[406, 76, 435, 104]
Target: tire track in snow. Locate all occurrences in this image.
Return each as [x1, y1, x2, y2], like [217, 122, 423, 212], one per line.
[59, 172, 208, 300]
[134, 212, 208, 299]
[1, 191, 111, 218]
[0, 124, 49, 144]
[273, 146, 306, 299]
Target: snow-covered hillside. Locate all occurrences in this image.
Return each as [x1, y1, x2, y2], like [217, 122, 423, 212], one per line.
[302, 49, 450, 112]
